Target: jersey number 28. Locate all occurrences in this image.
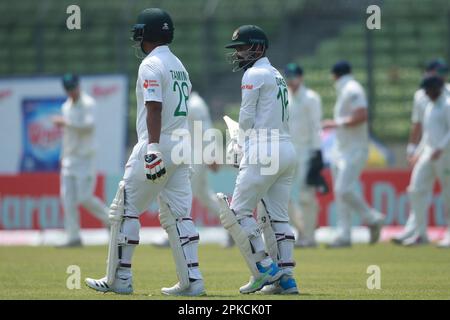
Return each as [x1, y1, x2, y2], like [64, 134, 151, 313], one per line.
[173, 80, 189, 117]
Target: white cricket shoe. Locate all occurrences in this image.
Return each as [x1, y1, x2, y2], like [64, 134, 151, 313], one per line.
[260, 275, 299, 295]
[402, 234, 429, 247]
[436, 234, 450, 248]
[85, 276, 133, 295]
[161, 279, 206, 296]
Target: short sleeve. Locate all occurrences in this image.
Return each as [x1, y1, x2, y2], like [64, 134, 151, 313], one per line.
[241, 69, 264, 92]
[139, 62, 163, 103]
[348, 86, 367, 110]
[239, 69, 264, 131]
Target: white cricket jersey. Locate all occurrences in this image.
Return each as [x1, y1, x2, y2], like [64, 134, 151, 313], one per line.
[239, 57, 291, 143]
[333, 75, 369, 154]
[61, 92, 96, 176]
[412, 83, 450, 124]
[135, 45, 191, 142]
[187, 91, 212, 132]
[187, 91, 213, 164]
[288, 85, 322, 150]
[422, 93, 450, 153]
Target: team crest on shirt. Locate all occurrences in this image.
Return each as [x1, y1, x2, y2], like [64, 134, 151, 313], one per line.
[232, 29, 239, 40]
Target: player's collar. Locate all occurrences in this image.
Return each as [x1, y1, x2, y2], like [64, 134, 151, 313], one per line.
[68, 93, 84, 107]
[253, 57, 270, 67]
[445, 83, 450, 94]
[293, 85, 306, 100]
[335, 74, 353, 91]
[433, 92, 446, 106]
[148, 45, 170, 56]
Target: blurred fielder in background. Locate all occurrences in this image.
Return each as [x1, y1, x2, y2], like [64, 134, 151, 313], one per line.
[52, 74, 109, 247]
[322, 61, 384, 248]
[188, 91, 221, 218]
[395, 75, 450, 247]
[187, 91, 236, 247]
[153, 91, 234, 248]
[284, 63, 327, 248]
[394, 59, 450, 247]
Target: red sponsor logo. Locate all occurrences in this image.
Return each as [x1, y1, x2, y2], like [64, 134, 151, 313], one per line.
[241, 84, 254, 90]
[91, 85, 119, 98]
[0, 89, 12, 100]
[143, 80, 158, 89]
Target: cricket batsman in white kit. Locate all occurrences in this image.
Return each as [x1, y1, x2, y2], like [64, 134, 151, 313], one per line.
[188, 91, 221, 219]
[218, 25, 299, 294]
[85, 8, 205, 296]
[393, 59, 450, 247]
[396, 76, 450, 247]
[284, 63, 328, 248]
[322, 61, 384, 248]
[53, 74, 109, 247]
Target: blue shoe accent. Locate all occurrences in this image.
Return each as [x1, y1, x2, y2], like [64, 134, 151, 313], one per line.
[279, 276, 297, 290]
[256, 262, 280, 277]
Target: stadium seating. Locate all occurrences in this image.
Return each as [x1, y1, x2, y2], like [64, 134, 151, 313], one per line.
[1, 0, 448, 142]
[293, 0, 450, 141]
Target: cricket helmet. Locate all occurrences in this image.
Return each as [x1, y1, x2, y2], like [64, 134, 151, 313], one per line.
[225, 25, 268, 72]
[132, 8, 174, 44]
[225, 25, 269, 49]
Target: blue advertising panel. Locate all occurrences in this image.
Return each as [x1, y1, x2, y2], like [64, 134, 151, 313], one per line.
[20, 98, 65, 172]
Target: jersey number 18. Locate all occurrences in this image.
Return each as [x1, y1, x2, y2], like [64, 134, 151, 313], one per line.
[277, 86, 289, 122]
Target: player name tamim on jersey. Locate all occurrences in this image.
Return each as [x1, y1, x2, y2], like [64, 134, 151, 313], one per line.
[170, 70, 188, 81]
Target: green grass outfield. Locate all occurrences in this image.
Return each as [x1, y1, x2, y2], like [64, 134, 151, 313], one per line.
[1, 244, 449, 300]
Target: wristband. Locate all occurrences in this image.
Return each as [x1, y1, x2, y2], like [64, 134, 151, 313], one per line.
[147, 143, 160, 154]
[335, 118, 346, 127]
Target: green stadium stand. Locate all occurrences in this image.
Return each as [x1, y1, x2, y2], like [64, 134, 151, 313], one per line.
[1, 0, 448, 143]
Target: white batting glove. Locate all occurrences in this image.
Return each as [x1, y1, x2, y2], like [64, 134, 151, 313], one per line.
[144, 143, 166, 183]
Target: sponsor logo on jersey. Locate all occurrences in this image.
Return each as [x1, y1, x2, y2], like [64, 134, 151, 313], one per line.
[241, 84, 254, 90]
[143, 80, 159, 89]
